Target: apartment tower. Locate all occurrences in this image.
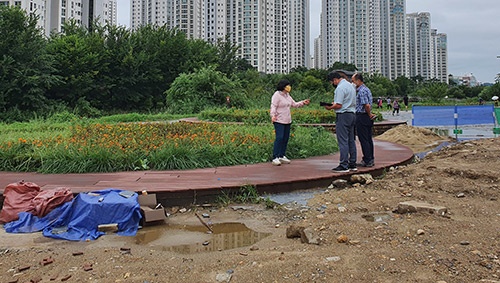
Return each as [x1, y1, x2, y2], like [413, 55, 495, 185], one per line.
[1, 0, 116, 37]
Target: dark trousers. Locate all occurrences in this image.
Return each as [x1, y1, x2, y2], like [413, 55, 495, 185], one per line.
[273, 122, 291, 159]
[356, 113, 374, 164]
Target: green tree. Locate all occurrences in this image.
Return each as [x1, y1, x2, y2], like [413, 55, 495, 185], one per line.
[479, 82, 500, 101]
[0, 6, 61, 120]
[415, 82, 448, 103]
[215, 35, 253, 76]
[297, 75, 324, 93]
[393, 76, 416, 97]
[327, 62, 358, 73]
[366, 73, 397, 99]
[165, 66, 245, 114]
[446, 86, 465, 99]
[46, 21, 110, 111]
[305, 68, 330, 92]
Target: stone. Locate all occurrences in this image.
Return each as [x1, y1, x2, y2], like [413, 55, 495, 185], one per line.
[300, 227, 320, 245]
[286, 225, 305, 238]
[216, 272, 233, 282]
[337, 234, 348, 243]
[331, 179, 349, 188]
[350, 174, 374, 184]
[325, 256, 341, 262]
[395, 201, 447, 216]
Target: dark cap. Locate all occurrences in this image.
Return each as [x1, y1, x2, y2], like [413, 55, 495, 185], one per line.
[332, 69, 354, 77]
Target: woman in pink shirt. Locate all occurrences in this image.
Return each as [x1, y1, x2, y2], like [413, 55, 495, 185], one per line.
[270, 80, 310, 166]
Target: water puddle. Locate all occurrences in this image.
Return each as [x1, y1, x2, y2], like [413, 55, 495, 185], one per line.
[131, 222, 271, 254]
[264, 189, 324, 206]
[362, 213, 393, 223]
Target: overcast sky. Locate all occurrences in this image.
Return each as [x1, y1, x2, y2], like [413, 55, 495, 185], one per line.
[117, 0, 500, 83]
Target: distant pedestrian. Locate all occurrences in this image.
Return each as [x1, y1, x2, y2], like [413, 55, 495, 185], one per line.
[403, 95, 409, 111]
[377, 97, 383, 109]
[386, 97, 392, 109]
[270, 79, 310, 166]
[392, 99, 400, 116]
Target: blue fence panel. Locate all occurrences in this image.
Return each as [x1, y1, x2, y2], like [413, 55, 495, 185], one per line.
[413, 105, 495, 126]
[412, 105, 456, 126]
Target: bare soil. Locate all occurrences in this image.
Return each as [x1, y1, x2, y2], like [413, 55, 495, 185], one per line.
[1, 125, 499, 283]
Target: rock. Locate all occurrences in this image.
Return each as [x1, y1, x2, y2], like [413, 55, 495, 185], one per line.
[417, 229, 425, 235]
[395, 201, 447, 216]
[325, 256, 341, 262]
[216, 272, 233, 282]
[331, 179, 349, 188]
[337, 234, 348, 243]
[286, 225, 305, 238]
[300, 227, 320, 245]
[350, 174, 374, 184]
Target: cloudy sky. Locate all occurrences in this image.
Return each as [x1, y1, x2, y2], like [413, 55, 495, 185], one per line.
[117, 0, 500, 83]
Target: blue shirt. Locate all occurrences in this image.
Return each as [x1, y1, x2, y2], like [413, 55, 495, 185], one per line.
[355, 84, 373, 113]
[334, 79, 356, 113]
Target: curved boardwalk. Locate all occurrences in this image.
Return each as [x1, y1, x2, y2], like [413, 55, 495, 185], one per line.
[0, 137, 413, 207]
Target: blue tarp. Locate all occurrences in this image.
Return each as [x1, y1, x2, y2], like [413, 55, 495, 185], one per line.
[4, 189, 142, 241]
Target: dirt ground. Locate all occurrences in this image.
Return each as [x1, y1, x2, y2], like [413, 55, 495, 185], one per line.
[1, 125, 499, 283]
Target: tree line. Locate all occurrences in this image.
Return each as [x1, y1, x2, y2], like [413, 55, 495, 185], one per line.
[1, 6, 498, 122]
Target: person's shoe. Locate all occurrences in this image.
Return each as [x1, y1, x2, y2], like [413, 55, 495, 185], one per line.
[332, 166, 349, 173]
[279, 156, 291, 164]
[348, 165, 358, 172]
[272, 158, 281, 166]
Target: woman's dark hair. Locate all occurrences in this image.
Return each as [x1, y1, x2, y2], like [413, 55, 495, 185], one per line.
[277, 79, 291, 91]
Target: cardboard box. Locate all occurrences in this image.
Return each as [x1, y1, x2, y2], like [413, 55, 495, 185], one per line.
[138, 194, 165, 223]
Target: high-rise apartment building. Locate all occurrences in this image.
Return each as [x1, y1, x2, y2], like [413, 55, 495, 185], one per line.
[431, 29, 448, 83]
[222, 0, 291, 73]
[380, 0, 408, 80]
[131, 0, 309, 74]
[319, 0, 446, 82]
[1, 0, 116, 37]
[407, 12, 431, 80]
[320, 0, 383, 75]
[313, 35, 322, 69]
[130, 0, 170, 30]
[406, 12, 447, 82]
[205, 0, 226, 43]
[288, 0, 310, 70]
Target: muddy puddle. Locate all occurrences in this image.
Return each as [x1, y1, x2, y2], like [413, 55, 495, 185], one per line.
[361, 212, 394, 223]
[129, 222, 271, 254]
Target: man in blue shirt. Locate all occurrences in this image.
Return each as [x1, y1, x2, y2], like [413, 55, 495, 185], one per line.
[352, 73, 375, 167]
[324, 71, 357, 173]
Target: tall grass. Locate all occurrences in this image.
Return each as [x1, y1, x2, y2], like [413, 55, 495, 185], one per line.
[0, 115, 337, 173]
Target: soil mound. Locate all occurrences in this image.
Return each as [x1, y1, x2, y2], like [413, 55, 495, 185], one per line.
[376, 124, 454, 153]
